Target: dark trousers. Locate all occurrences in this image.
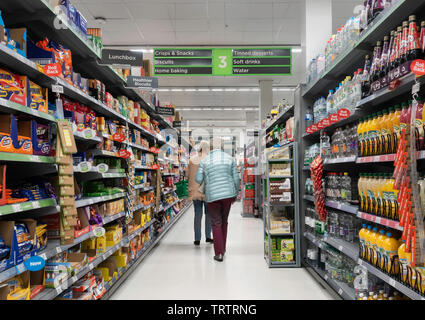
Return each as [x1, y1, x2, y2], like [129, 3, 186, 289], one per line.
[193, 200, 211, 241]
[207, 197, 234, 256]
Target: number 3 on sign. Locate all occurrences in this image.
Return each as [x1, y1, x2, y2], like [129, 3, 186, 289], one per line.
[218, 56, 227, 68]
[212, 49, 232, 76]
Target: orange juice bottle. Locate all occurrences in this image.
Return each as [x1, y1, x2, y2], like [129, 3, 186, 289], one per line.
[376, 230, 388, 268]
[386, 107, 396, 153]
[365, 173, 374, 213]
[364, 225, 373, 249]
[375, 112, 385, 155]
[398, 240, 411, 283]
[392, 105, 402, 153]
[369, 227, 379, 264]
[375, 173, 386, 216]
[359, 223, 368, 258]
[368, 112, 380, 156]
[369, 174, 377, 214]
[380, 109, 391, 155]
[383, 232, 400, 274]
[362, 116, 371, 156]
[383, 173, 397, 219]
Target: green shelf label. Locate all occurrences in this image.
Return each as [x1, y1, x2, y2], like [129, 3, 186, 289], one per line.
[154, 47, 291, 76]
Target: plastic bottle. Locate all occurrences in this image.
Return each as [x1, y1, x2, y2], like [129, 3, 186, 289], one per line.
[320, 131, 331, 159]
[398, 240, 411, 283]
[375, 112, 384, 155]
[305, 105, 314, 128]
[326, 90, 335, 117]
[382, 232, 399, 274]
[368, 292, 375, 300]
[407, 15, 422, 61]
[371, 41, 383, 82]
[359, 223, 368, 246]
[400, 21, 409, 65]
[369, 227, 379, 264]
[392, 105, 402, 153]
[377, 290, 385, 300]
[379, 35, 391, 78]
[367, 114, 377, 156]
[375, 229, 387, 268]
[379, 109, 390, 155]
[341, 172, 352, 203]
[361, 117, 370, 156]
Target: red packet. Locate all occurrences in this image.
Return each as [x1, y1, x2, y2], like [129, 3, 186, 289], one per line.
[411, 227, 416, 267]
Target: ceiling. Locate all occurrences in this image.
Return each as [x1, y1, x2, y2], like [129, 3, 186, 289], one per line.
[72, 0, 361, 129]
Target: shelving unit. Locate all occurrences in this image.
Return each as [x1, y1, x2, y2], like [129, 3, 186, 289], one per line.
[264, 142, 300, 268]
[0, 0, 193, 301]
[298, 0, 425, 300]
[241, 130, 260, 218]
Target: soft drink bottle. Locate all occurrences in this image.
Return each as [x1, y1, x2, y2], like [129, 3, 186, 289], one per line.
[407, 15, 421, 61]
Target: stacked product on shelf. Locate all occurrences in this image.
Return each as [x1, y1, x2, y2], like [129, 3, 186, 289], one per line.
[264, 143, 300, 267]
[301, 0, 425, 300]
[0, 0, 193, 300]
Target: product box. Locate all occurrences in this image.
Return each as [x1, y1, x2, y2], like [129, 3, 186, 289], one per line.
[74, 207, 90, 238]
[32, 122, 52, 156]
[280, 250, 294, 262]
[27, 80, 48, 113]
[0, 221, 17, 273]
[3, 270, 31, 300]
[15, 119, 33, 155]
[44, 262, 70, 288]
[281, 238, 295, 251]
[97, 257, 118, 284]
[30, 268, 46, 299]
[5, 27, 27, 58]
[67, 252, 87, 275]
[0, 69, 27, 106]
[270, 218, 292, 234]
[15, 219, 39, 265]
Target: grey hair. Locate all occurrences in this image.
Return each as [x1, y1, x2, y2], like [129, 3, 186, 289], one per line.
[210, 137, 224, 150]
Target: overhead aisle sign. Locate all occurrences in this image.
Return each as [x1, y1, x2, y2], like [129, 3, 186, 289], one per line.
[153, 48, 291, 76]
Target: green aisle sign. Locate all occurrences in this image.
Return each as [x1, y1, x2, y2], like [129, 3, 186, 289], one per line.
[153, 48, 291, 76]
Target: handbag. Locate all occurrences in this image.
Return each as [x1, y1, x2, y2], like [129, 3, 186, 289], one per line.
[198, 181, 205, 195]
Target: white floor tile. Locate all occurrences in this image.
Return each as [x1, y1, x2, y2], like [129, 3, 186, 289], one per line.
[111, 201, 334, 300]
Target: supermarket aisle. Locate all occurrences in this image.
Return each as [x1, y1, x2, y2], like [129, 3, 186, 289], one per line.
[111, 202, 333, 300]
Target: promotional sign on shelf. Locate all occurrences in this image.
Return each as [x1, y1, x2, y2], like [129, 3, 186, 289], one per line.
[118, 149, 131, 159]
[151, 164, 160, 170]
[153, 47, 292, 76]
[24, 256, 45, 272]
[111, 132, 126, 143]
[43, 63, 62, 76]
[337, 109, 350, 119]
[100, 49, 143, 67]
[411, 60, 425, 76]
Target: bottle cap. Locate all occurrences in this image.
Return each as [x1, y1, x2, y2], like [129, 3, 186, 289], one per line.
[409, 15, 416, 22]
[380, 230, 385, 235]
[373, 227, 378, 232]
[386, 232, 392, 237]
